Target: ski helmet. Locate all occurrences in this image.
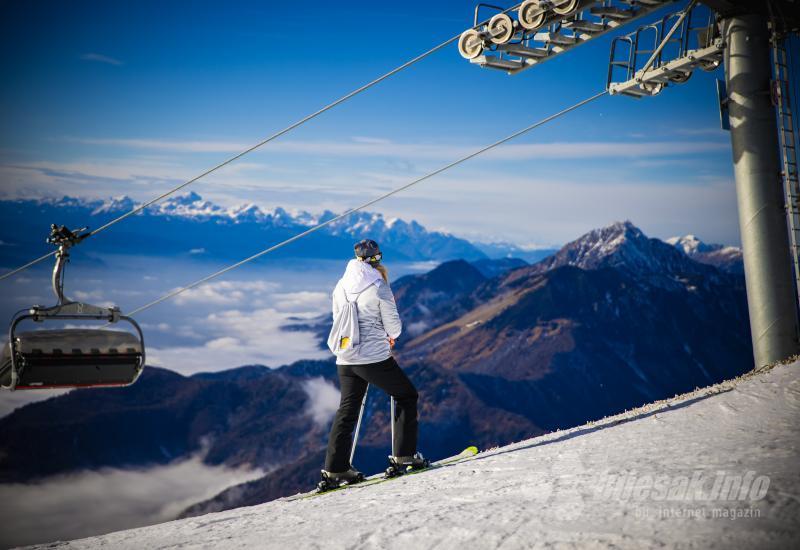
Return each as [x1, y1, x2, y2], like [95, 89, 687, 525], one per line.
[354, 239, 382, 265]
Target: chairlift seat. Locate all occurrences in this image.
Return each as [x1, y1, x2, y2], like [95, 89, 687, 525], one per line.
[1, 224, 147, 392]
[0, 329, 143, 390]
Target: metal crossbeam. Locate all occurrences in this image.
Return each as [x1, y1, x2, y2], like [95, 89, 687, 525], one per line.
[608, 42, 723, 96]
[459, 0, 678, 75]
[606, 2, 721, 98]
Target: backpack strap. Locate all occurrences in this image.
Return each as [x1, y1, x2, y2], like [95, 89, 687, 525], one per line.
[340, 284, 370, 304]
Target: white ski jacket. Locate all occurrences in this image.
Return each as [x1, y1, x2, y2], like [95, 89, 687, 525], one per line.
[332, 259, 402, 365]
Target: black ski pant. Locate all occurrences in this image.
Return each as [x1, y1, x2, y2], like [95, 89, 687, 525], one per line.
[324, 356, 418, 473]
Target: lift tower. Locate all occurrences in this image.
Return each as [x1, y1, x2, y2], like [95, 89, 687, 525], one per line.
[604, 0, 800, 368]
[711, 0, 800, 368]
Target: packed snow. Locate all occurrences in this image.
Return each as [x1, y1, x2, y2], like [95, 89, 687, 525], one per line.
[26, 359, 800, 549]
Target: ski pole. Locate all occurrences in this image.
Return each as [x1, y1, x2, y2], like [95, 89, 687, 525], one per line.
[350, 385, 369, 466]
[390, 396, 396, 458]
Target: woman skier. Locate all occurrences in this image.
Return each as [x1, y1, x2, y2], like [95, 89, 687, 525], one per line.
[320, 239, 426, 489]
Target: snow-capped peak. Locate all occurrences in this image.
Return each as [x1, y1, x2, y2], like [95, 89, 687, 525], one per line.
[665, 234, 721, 255]
[553, 220, 649, 267]
[582, 220, 644, 253]
[156, 192, 225, 218]
[665, 234, 743, 274]
[531, 220, 707, 277]
[227, 203, 268, 223]
[91, 195, 137, 215]
[270, 206, 292, 223]
[167, 191, 204, 206]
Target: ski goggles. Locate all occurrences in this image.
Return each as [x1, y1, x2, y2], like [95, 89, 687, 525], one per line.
[360, 253, 382, 264]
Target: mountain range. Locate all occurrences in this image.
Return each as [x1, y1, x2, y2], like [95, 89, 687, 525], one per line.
[0, 220, 752, 521]
[396, 221, 749, 417]
[0, 194, 556, 265]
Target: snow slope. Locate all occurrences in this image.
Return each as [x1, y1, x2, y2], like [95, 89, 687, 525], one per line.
[30, 359, 800, 550]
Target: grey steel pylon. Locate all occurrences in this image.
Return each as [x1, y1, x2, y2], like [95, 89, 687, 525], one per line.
[723, 13, 800, 367]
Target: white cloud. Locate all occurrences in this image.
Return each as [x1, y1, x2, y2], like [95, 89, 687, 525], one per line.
[351, 136, 392, 145]
[64, 136, 728, 161]
[673, 127, 728, 137]
[80, 53, 124, 66]
[73, 289, 105, 301]
[0, 161, 185, 202]
[114, 289, 146, 297]
[146, 306, 329, 374]
[172, 280, 279, 306]
[70, 289, 114, 308]
[0, 453, 263, 548]
[146, 337, 327, 374]
[272, 291, 329, 313]
[405, 260, 440, 272]
[153, 286, 329, 356]
[140, 322, 171, 332]
[206, 336, 241, 349]
[481, 140, 730, 160]
[302, 377, 340, 427]
[67, 137, 249, 153]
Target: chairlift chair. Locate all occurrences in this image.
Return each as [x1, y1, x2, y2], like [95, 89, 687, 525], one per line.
[0, 225, 145, 391]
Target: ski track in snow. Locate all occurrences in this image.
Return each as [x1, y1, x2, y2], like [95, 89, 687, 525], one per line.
[26, 359, 800, 550]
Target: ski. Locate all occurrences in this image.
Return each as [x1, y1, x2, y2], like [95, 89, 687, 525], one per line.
[281, 446, 479, 502]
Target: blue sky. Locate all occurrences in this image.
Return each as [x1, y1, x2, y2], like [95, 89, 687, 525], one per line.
[1, 0, 780, 247]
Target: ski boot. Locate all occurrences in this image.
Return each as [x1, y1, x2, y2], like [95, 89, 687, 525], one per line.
[317, 468, 365, 493]
[385, 452, 430, 478]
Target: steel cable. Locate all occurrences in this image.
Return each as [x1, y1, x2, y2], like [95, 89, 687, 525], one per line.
[125, 90, 608, 317]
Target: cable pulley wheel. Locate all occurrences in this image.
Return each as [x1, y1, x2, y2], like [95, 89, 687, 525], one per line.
[458, 29, 484, 59]
[488, 13, 515, 44]
[642, 81, 664, 96]
[668, 71, 692, 83]
[552, 0, 580, 16]
[518, 0, 547, 31]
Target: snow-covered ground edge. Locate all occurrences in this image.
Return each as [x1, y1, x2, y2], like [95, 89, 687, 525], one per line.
[26, 356, 800, 550]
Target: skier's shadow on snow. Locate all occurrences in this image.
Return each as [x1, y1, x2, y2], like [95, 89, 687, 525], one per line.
[464, 387, 735, 464]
